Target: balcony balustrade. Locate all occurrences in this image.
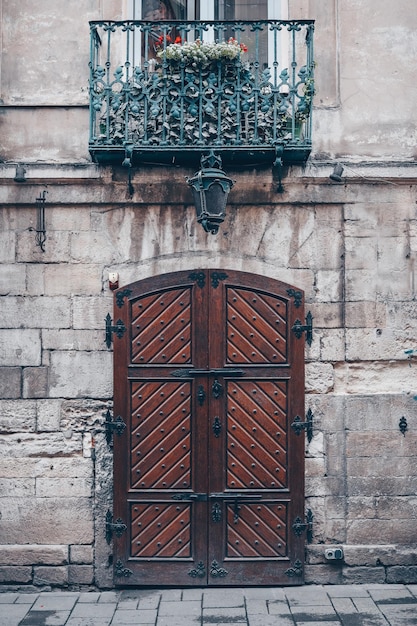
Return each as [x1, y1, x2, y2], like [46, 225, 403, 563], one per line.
[89, 19, 314, 167]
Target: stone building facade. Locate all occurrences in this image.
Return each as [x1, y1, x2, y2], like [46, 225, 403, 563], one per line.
[1, 0, 417, 589]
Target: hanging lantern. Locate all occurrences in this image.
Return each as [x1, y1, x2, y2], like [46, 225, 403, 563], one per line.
[187, 151, 234, 235]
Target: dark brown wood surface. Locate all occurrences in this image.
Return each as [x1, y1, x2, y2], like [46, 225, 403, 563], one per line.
[113, 270, 305, 586]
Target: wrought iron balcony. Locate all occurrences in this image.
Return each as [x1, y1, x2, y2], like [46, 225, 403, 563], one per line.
[89, 20, 314, 167]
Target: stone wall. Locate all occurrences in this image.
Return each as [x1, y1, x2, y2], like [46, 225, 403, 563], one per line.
[0, 163, 417, 588]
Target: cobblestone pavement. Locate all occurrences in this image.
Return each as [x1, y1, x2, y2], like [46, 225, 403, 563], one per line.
[0, 584, 417, 626]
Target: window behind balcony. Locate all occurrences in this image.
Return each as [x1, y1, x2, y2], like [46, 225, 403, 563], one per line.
[130, 0, 287, 72]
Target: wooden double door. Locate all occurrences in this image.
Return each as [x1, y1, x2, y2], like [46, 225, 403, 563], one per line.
[112, 269, 306, 586]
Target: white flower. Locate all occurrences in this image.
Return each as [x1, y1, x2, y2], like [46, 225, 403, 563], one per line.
[157, 38, 247, 66]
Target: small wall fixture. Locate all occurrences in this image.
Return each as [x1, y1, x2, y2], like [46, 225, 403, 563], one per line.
[187, 151, 234, 235]
[329, 163, 344, 182]
[14, 164, 27, 182]
[30, 190, 47, 252]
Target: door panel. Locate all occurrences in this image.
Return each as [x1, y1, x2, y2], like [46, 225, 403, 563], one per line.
[112, 269, 305, 586]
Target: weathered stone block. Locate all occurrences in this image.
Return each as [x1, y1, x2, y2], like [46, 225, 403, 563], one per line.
[342, 566, 386, 584]
[0, 544, 68, 566]
[0, 231, 16, 262]
[0, 329, 41, 366]
[305, 456, 326, 477]
[0, 264, 26, 295]
[68, 565, 94, 585]
[42, 329, 105, 352]
[333, 362, 415, 394]
[0, 497, 94, 544]
[48, 351, 112, 398]
[304, 564, 343, 585]
[315, 270, 342, 303]
[345, 236, 377, 270]
[319, 329, 345, 362]
[0, 367, 21, 399]
[343, 545, 417, 567]
[347, 520, 416, 545]
[346, 328, 408, 361]
[0, 432, 82, 458]
[306, 394, 345, 434]
[347, 457, 416, 481]
[72, 296, 117, 330]
[0, 478, 35, 497]
[308, 303, 343, 329]
[36, 477, 93, 498]
[0, 400, 37, 432]
[344, 394, 415, 432]
[0, 566, 32, 583]
[345, 301, 386, 328]
[17, 231, 70, 265]
[386, 566, 417, 584]
[70, 231, 121, 264]
[0, 296, 71, 329]
[23, 366, 49, 398]
[43, 264, 102, 296]
[306, 362, 334, 393]
[346, 433, 417, 460]
[347, 497, 378, 520]
[36, 399, 62, 432]
[0, 457, 92, 479]
[347, 476, 417, 498]
[70, 545, 93, 565]
[345, 270, 378, 301]
[33, 566, 68, 586]
[60, 399, 109, 432]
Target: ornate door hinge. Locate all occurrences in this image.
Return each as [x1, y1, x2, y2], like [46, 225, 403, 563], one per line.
[287, 288, 303, 308]
[188, 560, 206, 578]
[105, 313, 126, 349]
[210, 560, 228, 578]
[211, 272, 228, 288]
[114, 558, 133, 578]
[291, 310, 313, 346]
[285, 559, 303, 578]
[189, 271, 206, 288]
[105, 510, 127, 544]
[292, 509, 314, 543]
[104, 409, 126, 446]
[291, 408, 313, 443]
[115, 288, 131, 308]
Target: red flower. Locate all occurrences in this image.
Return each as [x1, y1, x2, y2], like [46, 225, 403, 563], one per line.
[175, 36, 182, 44]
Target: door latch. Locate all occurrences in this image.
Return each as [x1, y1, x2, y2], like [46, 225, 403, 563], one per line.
[291, 311, 313, 346]
[292, 509, 313, 543]
[104, 409, 126, 446]
[291, 408, 313, 443]
[209, 493, 262, 524]
[172, 493, 208, 502]
[172, 368, 244, 378]
[105, 510, 127, 544]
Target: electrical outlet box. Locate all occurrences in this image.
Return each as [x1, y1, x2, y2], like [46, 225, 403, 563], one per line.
[325, 547, 344, 561]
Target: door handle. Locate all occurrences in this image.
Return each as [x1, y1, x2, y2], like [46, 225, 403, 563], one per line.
[172, 493, 208, 502]
[209, 494, 263, 524]
[171, 368, 244, 378]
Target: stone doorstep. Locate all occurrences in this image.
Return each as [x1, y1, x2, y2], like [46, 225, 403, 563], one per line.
[31, 595, 79, 611]
[19, 610, 71, 626]
[158, 600, 202, 616]
[110, 609, 158, 624]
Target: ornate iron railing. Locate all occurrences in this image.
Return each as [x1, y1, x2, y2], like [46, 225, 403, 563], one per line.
[89, 20, 314, 167]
